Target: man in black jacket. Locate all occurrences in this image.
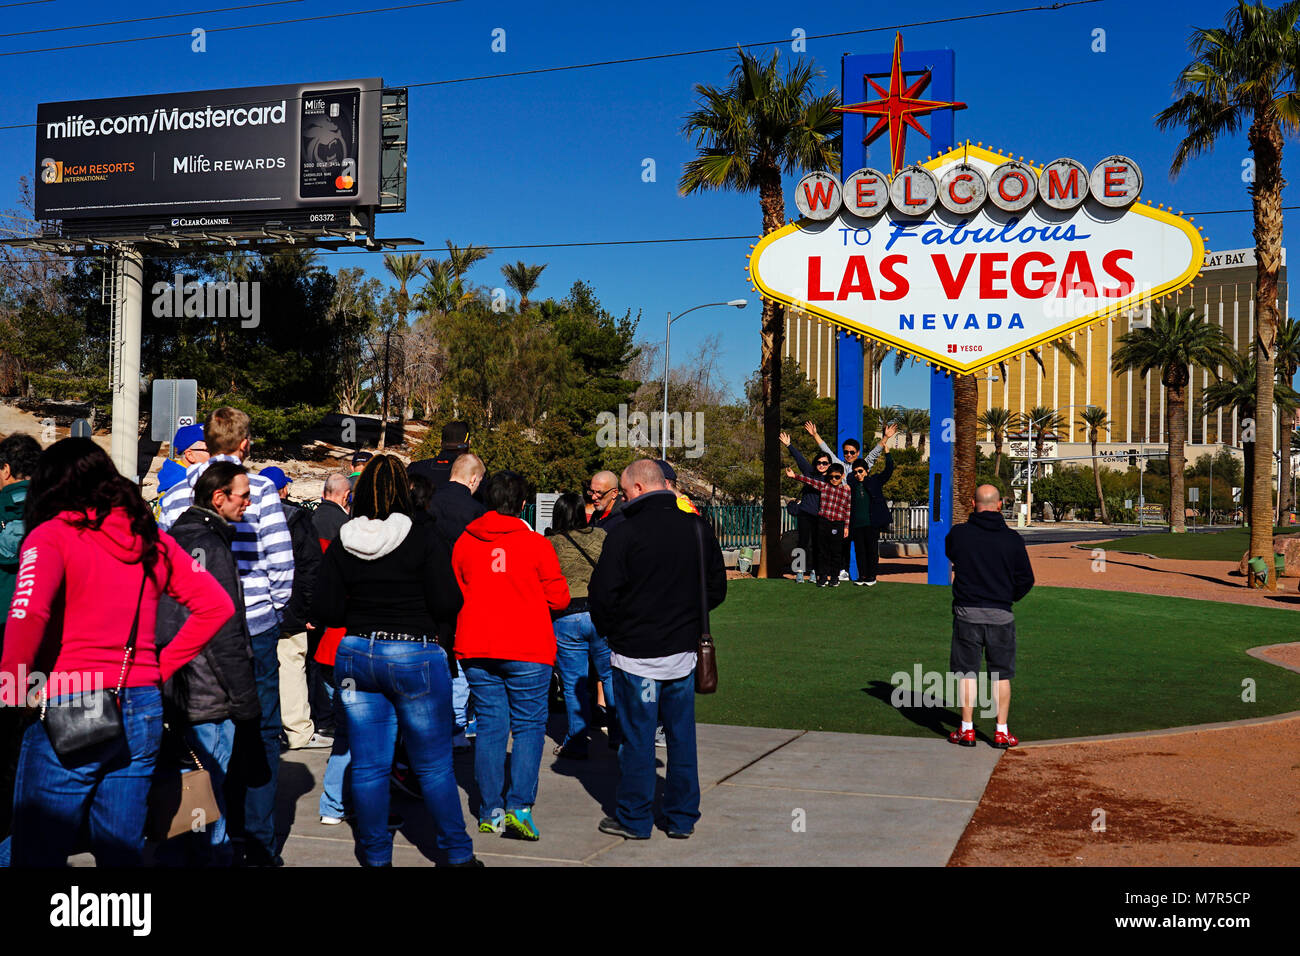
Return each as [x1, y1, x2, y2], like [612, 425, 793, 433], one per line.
[589, 459, 726, 841]
[313, 472, 351, 543]
[408, 421, 471, 493]
[427, 453, 486, 549]
[425, 452, 486, 745]
[155, 461, 261, 866]
[944, 484, 1035, 749]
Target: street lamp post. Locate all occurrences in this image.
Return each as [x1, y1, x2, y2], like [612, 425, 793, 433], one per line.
[661, 299, 747, 460]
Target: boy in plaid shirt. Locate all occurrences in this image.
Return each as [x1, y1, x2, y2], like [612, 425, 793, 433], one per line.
[786, 463, 851, 588]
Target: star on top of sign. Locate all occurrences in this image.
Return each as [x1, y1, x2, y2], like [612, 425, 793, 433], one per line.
[835, 32, 967, 175]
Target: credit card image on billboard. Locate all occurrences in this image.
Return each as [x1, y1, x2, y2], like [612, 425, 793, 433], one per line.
[299, 88, 359, 199]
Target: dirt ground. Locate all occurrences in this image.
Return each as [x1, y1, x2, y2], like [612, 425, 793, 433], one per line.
[949, 709, 1300, 866]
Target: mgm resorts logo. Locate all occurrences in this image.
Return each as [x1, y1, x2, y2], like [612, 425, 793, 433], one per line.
[40, 157, 134, 184]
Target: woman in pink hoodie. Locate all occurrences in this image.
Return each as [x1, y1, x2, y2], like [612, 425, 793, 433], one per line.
[0, 438, 233, 867]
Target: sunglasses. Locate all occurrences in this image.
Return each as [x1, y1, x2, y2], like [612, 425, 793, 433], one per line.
[815, 460, 830, 467]
[829, 474, 843, 482]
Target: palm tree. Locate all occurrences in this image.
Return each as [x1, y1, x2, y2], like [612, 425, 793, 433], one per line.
[953, 374, 978, 522]
[380, 252, 429, 450]
[1203, 349, 1300, 526]
[680, 47, 841, 577]
[1078, 406, 1113, 523]
[419, 260, 472, 315]
[444, 240, 491, 280]
[1113, 304, 1235, 533]
[1272, 315, 1300, 514]
[898, 408, 923, 449]
[979, 407, 1014, 480]
[1021, 406, 1066, 468]
[500, 261, 546, 312]
[914, 409, 931, 458]
[1157, 0, 1299, 577]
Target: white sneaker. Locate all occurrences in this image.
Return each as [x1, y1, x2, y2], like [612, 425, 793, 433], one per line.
[866, 580, 877, 587]
[319, 815, 345, 826]
[655, 727, 667, 748]
[296, 733, 334, 750]
[839, 570, 850, 581]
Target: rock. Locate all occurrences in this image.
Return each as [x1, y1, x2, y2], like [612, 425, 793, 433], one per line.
[1238, 534, 1300, 578]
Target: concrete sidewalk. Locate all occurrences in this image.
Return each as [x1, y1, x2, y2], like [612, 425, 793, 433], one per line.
[274, 720, 1002, 867]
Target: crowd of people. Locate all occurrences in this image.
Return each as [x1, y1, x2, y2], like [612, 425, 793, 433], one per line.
[0, 412, 726, 867]
[782, 420, 899, 587]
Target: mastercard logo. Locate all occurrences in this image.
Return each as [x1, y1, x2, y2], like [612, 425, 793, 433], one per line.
[335, 174, 355, 189]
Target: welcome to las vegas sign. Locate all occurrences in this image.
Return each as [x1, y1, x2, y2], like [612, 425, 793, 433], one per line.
[748, 143, 1206, 375]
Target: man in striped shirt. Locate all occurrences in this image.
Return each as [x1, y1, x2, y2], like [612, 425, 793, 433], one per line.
[786, 463, 851, 589]
[159, 406, 294, 867]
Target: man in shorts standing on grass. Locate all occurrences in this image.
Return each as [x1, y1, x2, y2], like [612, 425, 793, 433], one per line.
[945, 484, 1034, 748]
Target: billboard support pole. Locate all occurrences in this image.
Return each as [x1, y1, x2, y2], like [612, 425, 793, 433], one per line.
[109, 247, 143, 482]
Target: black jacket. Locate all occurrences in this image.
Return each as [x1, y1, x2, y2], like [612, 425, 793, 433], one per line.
[589, 490, 727, 660]
[427, 481, 487, 553]
[156, 507, 260, 724]
[309, 514, 463, 637]
[409, 445, 465, 494]
[281, 501, 322, 634]
[312, 499, 349, 543]
[860, 453, 894, 528]
[944, 510, 1035, 611]
[786, 444, 824, 516]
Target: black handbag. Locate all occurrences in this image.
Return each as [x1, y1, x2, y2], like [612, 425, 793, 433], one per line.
[41, 570, 147, 759]
[692, 520, 718, 695]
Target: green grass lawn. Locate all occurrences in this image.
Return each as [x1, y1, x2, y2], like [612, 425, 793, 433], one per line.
[696, 579, 1300, 741]
[1091, 525, 1292, 562]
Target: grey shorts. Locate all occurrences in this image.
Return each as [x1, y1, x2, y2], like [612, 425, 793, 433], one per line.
[950, 617, 1016, 680]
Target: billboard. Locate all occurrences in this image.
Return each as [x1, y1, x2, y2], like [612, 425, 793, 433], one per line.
[35, 79, 382, 221]
[749, 143, 1205, 375]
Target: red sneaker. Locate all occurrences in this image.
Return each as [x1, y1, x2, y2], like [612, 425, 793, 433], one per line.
[993, 730, 1019, 749]
[947, 728, 976, 747]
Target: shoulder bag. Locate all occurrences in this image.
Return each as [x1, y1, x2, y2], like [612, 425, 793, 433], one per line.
[40, 568, 148, 759]
[146, 736, 222, 842]
[692, 519, 718, 695]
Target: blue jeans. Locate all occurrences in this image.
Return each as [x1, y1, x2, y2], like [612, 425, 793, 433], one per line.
[463, 659, 551, 817]
[553, 612, 613, 748]
[612, 666, 700, 837]
[10, 685, 163, 866]
[318, 666, 351, 820]
[451, 670, 471, 733]
[335, 636, 473, 866]
[155, 718, 236, 867]
[226, 624, 281, 862]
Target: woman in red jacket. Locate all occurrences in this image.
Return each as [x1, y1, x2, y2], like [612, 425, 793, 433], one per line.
[453, 471, 569, 841]
[1, 438, 233, 867]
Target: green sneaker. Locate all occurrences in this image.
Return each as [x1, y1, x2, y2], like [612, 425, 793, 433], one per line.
[478, 814, 503, 834]
[503, 807, 540, 841]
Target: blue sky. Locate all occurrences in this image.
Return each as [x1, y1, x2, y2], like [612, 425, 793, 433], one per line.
[1, 0, 1294, 407]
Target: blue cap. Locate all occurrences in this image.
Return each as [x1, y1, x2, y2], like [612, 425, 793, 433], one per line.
[173, 423, 205, 453]
[259, 466, 292, 490]
[157, 459, 187, 493]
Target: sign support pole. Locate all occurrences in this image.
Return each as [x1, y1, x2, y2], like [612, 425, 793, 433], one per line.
[841, 46, 956, 585]
[109, 247, 143, 483]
